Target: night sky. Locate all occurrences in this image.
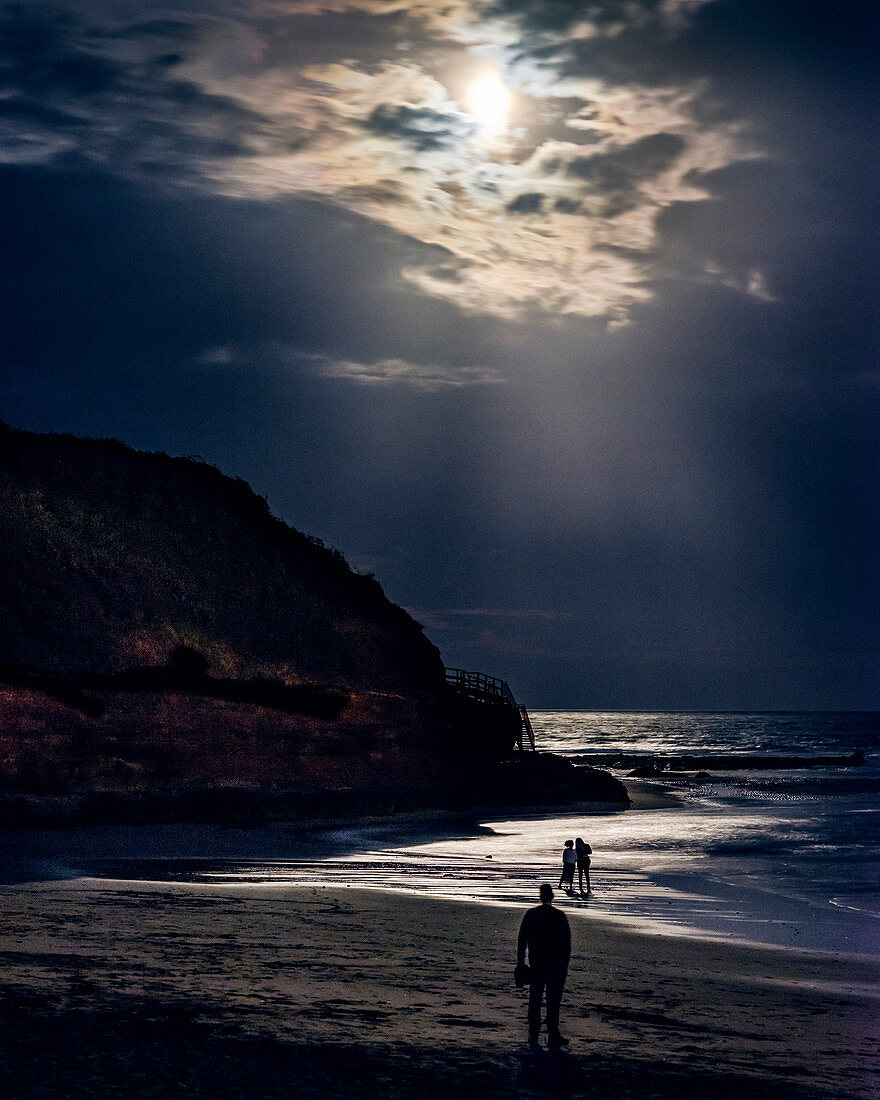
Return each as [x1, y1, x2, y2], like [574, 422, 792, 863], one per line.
[1, 1, 877, 710]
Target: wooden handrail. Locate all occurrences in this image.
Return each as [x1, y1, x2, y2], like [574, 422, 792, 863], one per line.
[444, 666, 517, 706]
[444, 667, 536, 751]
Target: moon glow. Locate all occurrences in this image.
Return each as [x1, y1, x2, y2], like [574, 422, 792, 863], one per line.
[468, 74, 509, 126]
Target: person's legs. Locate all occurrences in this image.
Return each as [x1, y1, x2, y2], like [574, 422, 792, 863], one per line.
[545, 965, 568, 1043]
[527, 971, 545, 1042]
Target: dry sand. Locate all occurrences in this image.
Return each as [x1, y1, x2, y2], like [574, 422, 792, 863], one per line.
[1, 879, 878, 1099]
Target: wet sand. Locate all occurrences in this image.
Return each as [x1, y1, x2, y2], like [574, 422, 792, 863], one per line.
[1, 878, 878, 1099]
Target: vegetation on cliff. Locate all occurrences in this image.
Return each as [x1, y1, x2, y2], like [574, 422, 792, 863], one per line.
[0, 422, 443, 693]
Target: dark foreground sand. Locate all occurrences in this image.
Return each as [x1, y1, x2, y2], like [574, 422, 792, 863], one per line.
[1, 879, 878, 1099]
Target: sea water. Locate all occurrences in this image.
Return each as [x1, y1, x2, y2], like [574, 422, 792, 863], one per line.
[537, 711, 880, 919]
[57, 712, 880, 958]
[519, 711, 880, 954]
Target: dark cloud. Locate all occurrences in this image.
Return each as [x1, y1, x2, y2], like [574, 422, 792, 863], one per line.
[567, 132, 687, 215]
[259, 7, 419, 71]
[568, 134, 686, 185]
[542, 0, 879, 104]
[485, 0, 668, 35]
[0, 4, 302, 176]
[506, 191, 543, 213]
[0, 6, 115, 94]
[366, 101, 473, 150]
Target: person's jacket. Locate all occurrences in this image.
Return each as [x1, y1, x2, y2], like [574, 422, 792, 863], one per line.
[517, 904, 571, 969]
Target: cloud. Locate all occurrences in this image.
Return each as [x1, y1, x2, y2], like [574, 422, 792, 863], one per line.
[196, 344, 503, 389]
[506, 191, 544, 213]
[0, 6, 293, 179]
[483, 0, 717, 39]
[566, 132, 688, 216]
[366, 102, 475, 151]
[0, 0, 759, 320]
[311, 353, 504, 389]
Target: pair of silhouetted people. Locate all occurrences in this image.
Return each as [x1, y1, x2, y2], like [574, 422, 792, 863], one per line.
[516, 884, 571, 1048]
[558, 837, 592, 893]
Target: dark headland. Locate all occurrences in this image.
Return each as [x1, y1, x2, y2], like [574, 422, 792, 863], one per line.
[0, 423, 627, 827]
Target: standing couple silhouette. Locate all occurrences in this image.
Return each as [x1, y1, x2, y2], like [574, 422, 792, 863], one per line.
[558, 837, 592, 894]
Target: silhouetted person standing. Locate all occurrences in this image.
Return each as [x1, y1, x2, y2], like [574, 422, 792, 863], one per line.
[516, 884, 571, 1048]
[558, 839, 576, 891]
[575, 837, 592, 894]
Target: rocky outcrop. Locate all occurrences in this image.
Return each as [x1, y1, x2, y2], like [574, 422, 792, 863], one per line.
[478, 756, 629, 810]
[588, 752, 867, 773]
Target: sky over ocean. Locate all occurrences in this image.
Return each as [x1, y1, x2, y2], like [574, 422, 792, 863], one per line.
[0, 1, 877, 710]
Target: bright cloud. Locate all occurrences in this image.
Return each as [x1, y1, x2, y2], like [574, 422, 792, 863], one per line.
[0, 0, 758, 321]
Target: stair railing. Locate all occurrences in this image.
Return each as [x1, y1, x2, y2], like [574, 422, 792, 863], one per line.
[444, 667, 536, 751]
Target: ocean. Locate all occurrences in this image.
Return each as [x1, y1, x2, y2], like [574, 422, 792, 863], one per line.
[18, 712, 880, 959]
[528, 711, 880, 954]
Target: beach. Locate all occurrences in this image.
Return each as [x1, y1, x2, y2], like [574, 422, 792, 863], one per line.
[2, 877, 878, 1099]
[3, 712, 878, 1097]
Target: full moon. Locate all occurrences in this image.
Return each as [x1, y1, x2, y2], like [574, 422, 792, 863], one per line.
[468, 74, 509, 126]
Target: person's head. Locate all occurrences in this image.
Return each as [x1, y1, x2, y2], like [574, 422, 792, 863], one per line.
[539, 884, 554, 904]
[564, 839, 573, 848]
[575, 837, 583, 845]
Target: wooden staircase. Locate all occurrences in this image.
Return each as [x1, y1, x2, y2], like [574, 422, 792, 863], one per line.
[444, 667, 536, 752]
[518, 704, 536, 751]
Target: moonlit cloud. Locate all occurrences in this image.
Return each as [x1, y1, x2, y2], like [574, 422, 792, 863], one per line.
[309, 353, 504, 389]
[197, 344, 503, 389]
[0, 0, 757, 321]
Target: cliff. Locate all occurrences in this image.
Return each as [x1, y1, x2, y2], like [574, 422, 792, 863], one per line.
[0, 423, 443, 693]
[0, 424, 628, 825]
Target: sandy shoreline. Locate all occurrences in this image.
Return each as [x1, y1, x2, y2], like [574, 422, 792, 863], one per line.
[2, 878, 878, 1099]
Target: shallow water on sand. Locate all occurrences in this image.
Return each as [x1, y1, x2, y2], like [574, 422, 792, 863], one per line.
[159, 789, 875, 956]
[74, 809, 879, 957]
